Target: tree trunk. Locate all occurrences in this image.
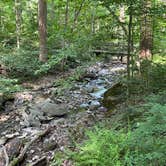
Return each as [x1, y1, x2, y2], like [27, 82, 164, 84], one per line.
[127, 3, 133, 80]
[91, 4, 95, 34]
[139, 0, 153, 60]
[65, 0, 69, 31]
[38, 0, 47, 62]
[15, 0, 21, 49]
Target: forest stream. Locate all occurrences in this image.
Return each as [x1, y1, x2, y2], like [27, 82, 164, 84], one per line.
[0, 60, 126, 166]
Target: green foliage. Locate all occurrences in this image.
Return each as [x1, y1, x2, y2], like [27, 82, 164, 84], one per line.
[53, 66, 86, 96]
[128, 103, 166, 166]
[69, 128, 129, 166]
[127, 56, 166, 95]
[0, 49, 41, 77]
[36, 34, 95, 75]
[53, 92, 166, 166]
[148, 63, 166, 91]
[35, 44, 78, 74]
[0, 77, 22, 94]
[126, 92, 166, 165]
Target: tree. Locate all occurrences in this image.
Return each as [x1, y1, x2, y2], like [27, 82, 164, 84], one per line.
[15, 0, 22, 49]
[38, 0, 47, 62]
[139, 0, 153, 60]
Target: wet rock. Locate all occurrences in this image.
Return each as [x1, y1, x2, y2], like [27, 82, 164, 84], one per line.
[98, 69, 110, 76]
[80, 103, 89, 109]
[90, 87, 107, 99]
[79, 72, 97, 81]
[89, 100, 100, 110]
[97, 106, 107, 112]
[103, 82, 127, 109]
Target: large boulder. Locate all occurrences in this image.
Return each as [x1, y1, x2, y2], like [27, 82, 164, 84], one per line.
[102, 82, 127, 109]
[22, 98, 68, 127]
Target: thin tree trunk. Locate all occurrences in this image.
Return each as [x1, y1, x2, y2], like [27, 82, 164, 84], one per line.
[15, 0, 21, 49]
[38, 0, 47, 62]
[61, 0, 70, 71]
[139, 0, 153, 60]
[127, 3, 133, 80]
[91, 4, 95, 34]
[65, 0, 69, 31]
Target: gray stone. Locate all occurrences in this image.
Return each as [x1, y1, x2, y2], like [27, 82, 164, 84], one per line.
[21, 98, 68, 127]
[80, 103, 89, 108]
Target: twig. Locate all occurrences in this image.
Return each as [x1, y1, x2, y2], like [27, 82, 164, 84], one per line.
[8, 128, 50, 166]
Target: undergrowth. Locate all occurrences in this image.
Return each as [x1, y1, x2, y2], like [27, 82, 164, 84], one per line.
[0, 77, 22, 94]
[51, 91, 166, 166]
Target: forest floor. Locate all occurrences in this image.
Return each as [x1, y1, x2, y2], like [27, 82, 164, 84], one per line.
[0, 59, 126, 166]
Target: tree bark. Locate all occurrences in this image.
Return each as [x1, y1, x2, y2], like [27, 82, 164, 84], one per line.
[65, 0, 69, 31]
[139, 0, 153, 60]
[15, 0, 21, 49]
[127, 3, 133, 80]
[38, 0, 47, 62]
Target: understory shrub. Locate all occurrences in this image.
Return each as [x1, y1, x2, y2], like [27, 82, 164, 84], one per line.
[69, 128, 129, 166]
[0, 77, 22, 94]
[0, 49, 41, 77]
[127, 61, 166, 95]
[53, 92, 166, 166]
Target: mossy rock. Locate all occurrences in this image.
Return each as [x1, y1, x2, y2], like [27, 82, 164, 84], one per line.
[102, 82, 127, 109]
[0, 93, 14, 111]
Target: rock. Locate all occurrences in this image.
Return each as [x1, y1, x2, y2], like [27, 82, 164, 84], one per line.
[0, 148, 6, 166]
[41, 102, 67, 117]
[31, 156, 48, 166]
[80, 103, 89, 108]
[89, 100, 100, 110]
[0, 137, 23, 164]
[43, 140, 58, 151]
[0, 93, 15, 112]
[79, 72, 97, 81]
[4, 101, 15, 112]
[98, 69, 110, 76]
[21, 112, 42, 127]
[90, 87, 107, 99]
[5, 137, 22, 160]
[103, 82, 127, 109]
[6, 132, 19, 139]
[0, 137, 7, 145]
[22, 98, 68, 127]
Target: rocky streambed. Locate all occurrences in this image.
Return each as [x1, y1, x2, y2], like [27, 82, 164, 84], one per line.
[0, 60, 126, 166]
